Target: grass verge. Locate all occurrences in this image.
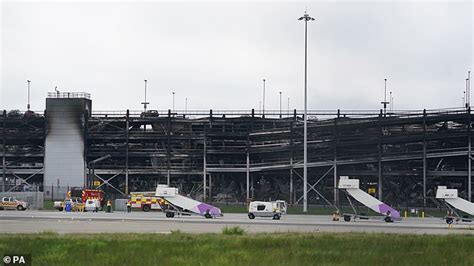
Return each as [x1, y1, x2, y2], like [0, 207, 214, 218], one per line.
[42, 200, 55, 210]
[222, 226, 245, 235]
[0, 232, 473, 266]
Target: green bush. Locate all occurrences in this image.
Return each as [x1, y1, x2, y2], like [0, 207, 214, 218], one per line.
[222, 226, 245, 235]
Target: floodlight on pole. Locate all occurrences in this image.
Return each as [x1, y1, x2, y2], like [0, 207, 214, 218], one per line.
[141, 80, 149, 112]
[27, 80, 31, 111]
[298, 11, 315, 213]
[467, 79, 470, 109]
[172, 92, 175, 113]
[390, 91, 393, 112]
[381, 78, 389, 115]
[287, 97, 290, 117]
[279, 91, 282, 118]
[464, 91, 466, 107]
[468, 71, 471, 108]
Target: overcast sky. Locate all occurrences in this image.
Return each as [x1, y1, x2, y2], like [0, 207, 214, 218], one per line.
[1, 0, 472, 112]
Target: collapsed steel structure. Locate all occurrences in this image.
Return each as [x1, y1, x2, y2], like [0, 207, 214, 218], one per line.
[1, 107, 472, 208]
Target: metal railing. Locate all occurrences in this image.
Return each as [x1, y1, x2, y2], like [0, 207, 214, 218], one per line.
[47, 92, 91, 99]
[1, 107, 469, 120]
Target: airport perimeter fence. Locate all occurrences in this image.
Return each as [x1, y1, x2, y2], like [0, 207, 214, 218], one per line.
[43, 185, 73, 201]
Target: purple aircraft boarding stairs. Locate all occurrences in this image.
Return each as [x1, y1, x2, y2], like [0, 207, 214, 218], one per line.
[155, 185, 223, 219]
[338, 177, 401, 223]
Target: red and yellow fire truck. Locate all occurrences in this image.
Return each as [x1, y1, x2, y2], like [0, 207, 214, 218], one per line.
[130, 192, 163, 212]
[54, 188, 105, 211]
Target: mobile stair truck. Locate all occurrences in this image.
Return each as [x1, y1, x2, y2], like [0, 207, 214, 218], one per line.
[338, 176, 400, 222]
[155, 185, 223, 218]
[436, 186, 473, 224]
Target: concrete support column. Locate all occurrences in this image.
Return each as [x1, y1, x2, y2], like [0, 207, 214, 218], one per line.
[167, 110, 171, 186]
[83, 109, 88, 188]
[378, 110, 383, 201]
[251, 175, 254, 199]
[333, 156, 337, 206]
[2, 110, 6, 192]
[203, 133, 207, 202]
[290, 159, 294, 205]
[333, 115, 338, 206]
[422, 109, 427, 207]
[469, 107, 472, 201]
[289, 122, 294, 204]
[209, 173, 212, 203]
[246, 150, 250, 201]
[125, 109, 129, 195]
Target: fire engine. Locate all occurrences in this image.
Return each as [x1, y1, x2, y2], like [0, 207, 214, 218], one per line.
[130, 192, 163, 212]
[54, 188, 105, 212]
[79, 189, 105, 205]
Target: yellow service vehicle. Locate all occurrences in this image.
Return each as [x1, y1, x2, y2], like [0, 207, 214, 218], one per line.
[130, 192, 163, 212]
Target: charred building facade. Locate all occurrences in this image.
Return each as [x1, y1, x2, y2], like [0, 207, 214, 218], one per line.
[1, 93, 472, 209]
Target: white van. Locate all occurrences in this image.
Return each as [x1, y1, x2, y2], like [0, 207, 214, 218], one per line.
[248, 200, 287, 220]
[84, 199, 101, 212]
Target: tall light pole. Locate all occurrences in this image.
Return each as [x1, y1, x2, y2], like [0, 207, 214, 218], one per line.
[466, 70, 471, 107]
[27, 80, 31, 111]
[287, 97, 290, 117]
[467, 79, 470, 109]
[141, 80, 149, 112]
[299, 11, 315, 212]
[390, 91, 393, 112]
[464, 91, 466, 107]
[381, 78, 389, 115]
[262, 79, 266, 117]
[279, 91, 282, 118]
[172, 92, 175, 113]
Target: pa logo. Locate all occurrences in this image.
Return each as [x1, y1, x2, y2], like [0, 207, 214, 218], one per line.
[2, 254, 30, 265]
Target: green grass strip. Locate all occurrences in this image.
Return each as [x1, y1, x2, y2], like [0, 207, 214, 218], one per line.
[0, 232, 473, 266]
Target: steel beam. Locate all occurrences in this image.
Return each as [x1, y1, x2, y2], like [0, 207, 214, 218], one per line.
[378, 110, 383, 201]
[333, 116, 338, 206]
[94, 171, 125, 196]
[125, 109, 129, 195]
[422, 109, 427, 207]
[209, 173, 212, 202]
[2, 110, 5, 192]
[203, 132, 207, 202]
[7, 168, 43, 192]
[469, 107, 472, 201]
[246, 150, 250, 200]
[289, 122, 294, 204]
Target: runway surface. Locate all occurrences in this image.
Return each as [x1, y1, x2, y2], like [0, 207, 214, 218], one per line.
[0, 210, 473, 234]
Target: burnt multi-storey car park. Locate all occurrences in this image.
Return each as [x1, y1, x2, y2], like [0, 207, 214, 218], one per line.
[1, 93, 472, 209]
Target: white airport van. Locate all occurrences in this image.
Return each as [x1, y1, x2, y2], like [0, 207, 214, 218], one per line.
[248, 200, 287, 220]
